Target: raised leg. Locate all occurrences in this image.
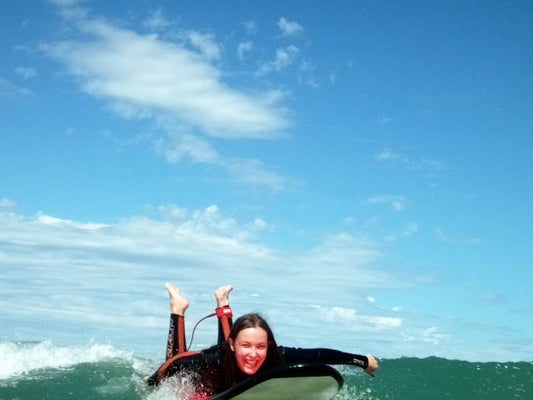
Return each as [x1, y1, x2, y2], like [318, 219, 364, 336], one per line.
[165, 283, 189, 359]
[214, 285, 233, 343]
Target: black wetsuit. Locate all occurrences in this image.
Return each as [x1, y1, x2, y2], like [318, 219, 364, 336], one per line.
[150, 343, 368, 395]
[148, 311, 369, 396]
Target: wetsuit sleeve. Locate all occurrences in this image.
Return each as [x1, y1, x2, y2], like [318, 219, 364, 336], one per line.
[166, 313, 186, 360]
[216, 306, 233, 344]
[278, 346, 369, 369]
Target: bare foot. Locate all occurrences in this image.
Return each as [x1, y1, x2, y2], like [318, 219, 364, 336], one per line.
[214, 285, 233, 307]
[166, 283, 189, 316]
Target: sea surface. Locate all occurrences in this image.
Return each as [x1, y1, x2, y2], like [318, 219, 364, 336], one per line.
[1, 341, 531, 400]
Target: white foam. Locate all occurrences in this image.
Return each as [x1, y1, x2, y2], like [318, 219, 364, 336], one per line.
[145, 375, 200, 400]
[0, 340, 135, 380]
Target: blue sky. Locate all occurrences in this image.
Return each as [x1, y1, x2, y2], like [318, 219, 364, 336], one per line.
[1, 0, 531, 362]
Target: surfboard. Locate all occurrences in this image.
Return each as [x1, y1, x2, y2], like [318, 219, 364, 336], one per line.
[208, 362, 343, 400]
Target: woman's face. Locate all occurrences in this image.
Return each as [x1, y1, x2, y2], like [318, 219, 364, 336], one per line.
[229, 327, 268, 375]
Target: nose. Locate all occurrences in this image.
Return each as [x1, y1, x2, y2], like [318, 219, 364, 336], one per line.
[248, 346, 258, 358]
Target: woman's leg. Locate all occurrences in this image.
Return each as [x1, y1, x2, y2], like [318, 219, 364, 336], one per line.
[214, 285, 233, 344]
[165, 283, 189, 360]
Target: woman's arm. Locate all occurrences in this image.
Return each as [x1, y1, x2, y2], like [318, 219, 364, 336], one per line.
[279, 346, 378, 376]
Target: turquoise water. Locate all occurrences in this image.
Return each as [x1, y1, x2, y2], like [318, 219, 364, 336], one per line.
[1, 341, 531, 399]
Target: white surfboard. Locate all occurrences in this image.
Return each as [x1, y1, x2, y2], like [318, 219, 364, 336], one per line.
[208, 363, 343, 400]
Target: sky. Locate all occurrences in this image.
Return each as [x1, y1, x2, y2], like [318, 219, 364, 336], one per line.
[1, 0, 532, 362]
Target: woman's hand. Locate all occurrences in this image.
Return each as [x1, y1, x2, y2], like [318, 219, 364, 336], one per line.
[364, 354, 378, 376]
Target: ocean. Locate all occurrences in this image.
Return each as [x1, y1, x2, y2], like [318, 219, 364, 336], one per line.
[1, 341, 531, 400]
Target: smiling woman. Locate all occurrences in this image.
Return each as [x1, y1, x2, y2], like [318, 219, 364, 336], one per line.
[148, 283, 377, 398]
[228, 318, 270, 375]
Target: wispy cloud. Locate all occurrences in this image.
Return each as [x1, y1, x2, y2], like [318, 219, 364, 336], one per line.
[186, 30, 222, 61]
[421, 327, 447, 345]
[402, 222, 419, 237]
[277, 17, 304, 37]
[0, 208, 401, 353]
[0, 77, 33, 98]
[15, 66, 37, 79]
[434, 227, 482, 246]
[258, 45, 300, 75]
[224, 158, 290, 192]
[0, 197, 16, 210]
[142, 7, 174, 31]
[237, 41, 253, 60]
[40, 6, 291, 191]
[318, 306, 403, 331]
[297, 59, 320, 88]
[374, 148, 445, 174]
[464, 290, 507, 307]
[1, 207, 515, 360]
[0, 208, 394, 293]
[41, 14, 286, 138]
[367, 195, 408, 212]
[155, 130, 221, 165]
[374, 148, 400, 161]
[243, 20, 257, 35]
[152, 118, 290, 191]
[292, 233, 408, 290]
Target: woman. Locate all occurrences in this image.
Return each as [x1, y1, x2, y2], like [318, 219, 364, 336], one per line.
[148, 283, 378, 396]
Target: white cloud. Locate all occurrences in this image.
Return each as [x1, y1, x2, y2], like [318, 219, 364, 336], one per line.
[382, 221, 419, 243]
[367, 195, 407, 212]
[291, 233, 407, 291]
[237, 41, 253, 60]
[421, 327, 447, 345]
[40, 8, 292, 191]
[297, 60, 319, 88]
[0, 77, 33, 97]
[143, 8, 173, 31]
[252, 218, 268, 231]
[41, 12, 287, 139]
[434, 228, 482, 246]
[0, 208, 399, 354]
[151, 122, 289, 191]
[374, 148, 445, 174]
[2, 209, 517, 360]
[224, 158, 289, 192]
[15, 66, 37, 79]
[374, 148, 400, 161]
[277, 17, 303, 37]
[402, 222, 419, 237]
[155, 131, 221, 164]
[186, 31, 221, 61]
[466, 290, 507, 307]
[258, 45, 299, 75]
[243, 20, 257, 35]
[0, 198, 16, 210]
[318, 306, 403, 331]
